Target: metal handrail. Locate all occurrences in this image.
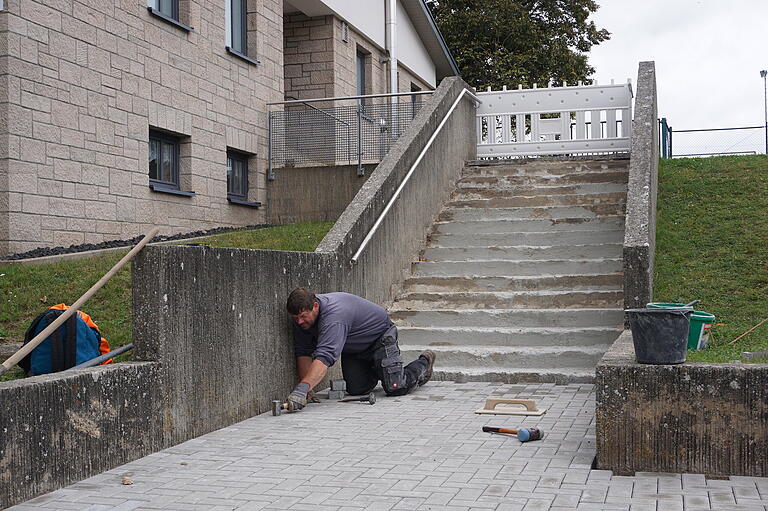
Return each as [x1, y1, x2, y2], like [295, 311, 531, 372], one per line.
[268, 90, 434, 106]
[351, 88, 481, 264]
[285, 97, 351, 127]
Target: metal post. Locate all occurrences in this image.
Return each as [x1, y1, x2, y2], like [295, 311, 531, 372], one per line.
[660, 118, 668, 158]
[761, 70, 768, 155]
[267, 110, 275, 181]
[668, 124, 673, 158]
[357, 104, 363, 176]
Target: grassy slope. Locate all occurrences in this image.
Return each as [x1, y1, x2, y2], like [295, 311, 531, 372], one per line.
[654, 155, 768, 362]
[0, 221, 333, 381]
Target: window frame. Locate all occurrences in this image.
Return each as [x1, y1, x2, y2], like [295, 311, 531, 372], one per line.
[157, 0, 178, 20]
[230, 0, 247, 55]
[356, 51, 367, 98]
[225, 0, 260, 66]
[149, 130, 182, 192]
[410, 83, 423, 104]
[147, 0, 193, 32]
[226, 149, 249, 201]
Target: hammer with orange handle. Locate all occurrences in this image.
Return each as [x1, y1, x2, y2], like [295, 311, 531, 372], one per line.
[482, 426, 543, 442]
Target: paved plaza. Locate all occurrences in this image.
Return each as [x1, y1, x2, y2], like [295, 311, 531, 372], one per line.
[10, 382, 768, 511]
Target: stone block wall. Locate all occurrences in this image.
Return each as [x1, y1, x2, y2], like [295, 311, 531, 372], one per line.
[283, 13, 336, 101]
[283, 12, 432, 103]
[330, 17, 388, 98]
[0, 0, 284, 257]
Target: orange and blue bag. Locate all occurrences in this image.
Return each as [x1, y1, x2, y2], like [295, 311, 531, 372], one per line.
[19, 304, 112, 376]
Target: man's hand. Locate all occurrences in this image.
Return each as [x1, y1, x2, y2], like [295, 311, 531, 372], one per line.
[287, 382, 310, 411]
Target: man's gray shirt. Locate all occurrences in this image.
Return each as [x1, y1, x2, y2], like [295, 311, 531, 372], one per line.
[292, 292, 392, 366]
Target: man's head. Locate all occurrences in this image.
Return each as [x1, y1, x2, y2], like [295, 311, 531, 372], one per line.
[287, 288, 319, 330]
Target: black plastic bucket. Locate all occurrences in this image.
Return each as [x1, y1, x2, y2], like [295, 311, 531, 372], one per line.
[625, 308, 693, 364]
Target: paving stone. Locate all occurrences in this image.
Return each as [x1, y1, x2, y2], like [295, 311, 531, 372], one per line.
[7, 383, 768, 511]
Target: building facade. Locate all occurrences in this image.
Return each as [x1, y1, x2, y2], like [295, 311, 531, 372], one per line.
[0, 0, 457, 257]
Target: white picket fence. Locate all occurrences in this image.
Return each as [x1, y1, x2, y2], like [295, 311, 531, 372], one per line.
[476, 81, 633, 158]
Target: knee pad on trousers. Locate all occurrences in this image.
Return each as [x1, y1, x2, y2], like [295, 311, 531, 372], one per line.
[380, 356, 407, 395]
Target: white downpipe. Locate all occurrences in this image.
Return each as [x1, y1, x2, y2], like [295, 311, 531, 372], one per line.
[386, 0, 398, 102]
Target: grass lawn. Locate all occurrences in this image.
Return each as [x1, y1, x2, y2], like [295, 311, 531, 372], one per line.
[0, 221, 333, 381]
[654, 155, 768, 363]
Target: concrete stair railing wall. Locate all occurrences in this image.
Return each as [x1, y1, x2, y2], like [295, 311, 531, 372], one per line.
[622, 61, 659, 311]
[0, 77, 477, 509]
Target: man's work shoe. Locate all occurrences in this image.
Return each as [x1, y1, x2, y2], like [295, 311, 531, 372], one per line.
[418, 349, 436, 386]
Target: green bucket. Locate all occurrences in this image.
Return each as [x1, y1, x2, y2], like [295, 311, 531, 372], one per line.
[689, 311, 715, 350]
[646, 302, 715, 350]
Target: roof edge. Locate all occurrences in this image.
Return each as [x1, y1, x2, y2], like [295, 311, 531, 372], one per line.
[415, 0, 460, 78]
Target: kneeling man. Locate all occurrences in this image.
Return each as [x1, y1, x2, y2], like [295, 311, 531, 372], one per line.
[285, 288, 436, 411]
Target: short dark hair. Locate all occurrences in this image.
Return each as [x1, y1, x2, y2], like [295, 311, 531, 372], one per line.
[286, 288, 316, 314]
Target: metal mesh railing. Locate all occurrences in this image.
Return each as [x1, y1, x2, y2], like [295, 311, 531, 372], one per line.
[268, 94, 429, 178]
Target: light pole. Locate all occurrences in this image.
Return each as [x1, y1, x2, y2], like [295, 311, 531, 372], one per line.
[761, 70, 767, 155]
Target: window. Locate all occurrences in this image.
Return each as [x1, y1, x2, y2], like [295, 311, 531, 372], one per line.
[226, 150, 260, 207]
[411, 83, 422, 103]
[147, 0, 193, 32]
[149, 130, 185, 193]
[226, 0, 259, 65]
[226, 150, 248, 200]
[356, 51, 367, 98]
[156, 0, 177, 20]
[230, 0, 246, 54]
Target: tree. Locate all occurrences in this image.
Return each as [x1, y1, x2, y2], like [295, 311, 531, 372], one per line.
[428, 0, 610, 91]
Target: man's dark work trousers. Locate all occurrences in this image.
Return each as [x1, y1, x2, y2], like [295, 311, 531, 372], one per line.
[341, 324, 427, 396]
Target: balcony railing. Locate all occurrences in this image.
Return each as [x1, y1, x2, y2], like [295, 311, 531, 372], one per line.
[267, 91, 433, 179]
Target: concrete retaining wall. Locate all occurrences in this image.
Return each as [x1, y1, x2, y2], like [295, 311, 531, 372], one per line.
[0, 363, 163, 508]
[596, 331, 768, 476]
[623, 61, 659, 310]
[0, 77, 476, 508]
[266, 164, 375, 225]
[132, 247, 343, 446]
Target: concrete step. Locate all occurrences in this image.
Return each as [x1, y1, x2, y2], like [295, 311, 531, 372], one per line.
[393, 289, 623, 309]
[401, 273, 623, 292]
[412, 258, 623, 277]
[432, 217, 625, 235]
[456, 171, 629, 189]
[389, 308, 625, 328]
[400, 344, 608, 369]
[464, 159, 630, 176]
[438, 204, 625, 222]
[447, 192, 627, 209]
[462, 164, 629, 179]
[429, 367, 596, 384]
[421, 244, 623, 262]
[428, 229, 626, 247]
[396, 325, 622, 347]
[453, 182, 628, 196]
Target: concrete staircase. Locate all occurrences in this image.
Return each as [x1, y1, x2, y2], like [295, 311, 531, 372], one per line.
[390, 158, 629, 383]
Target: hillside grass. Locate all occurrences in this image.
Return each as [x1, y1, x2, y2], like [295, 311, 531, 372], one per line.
[0, 221, 333, 381]
[654, 155, 768, 362]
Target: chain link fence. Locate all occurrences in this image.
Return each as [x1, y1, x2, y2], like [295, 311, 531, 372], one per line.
[660, 118, 767, 158]
[268, 93, 430, 178]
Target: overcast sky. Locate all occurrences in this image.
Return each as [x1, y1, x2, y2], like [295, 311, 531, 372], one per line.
[587, 0, 768, 155]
